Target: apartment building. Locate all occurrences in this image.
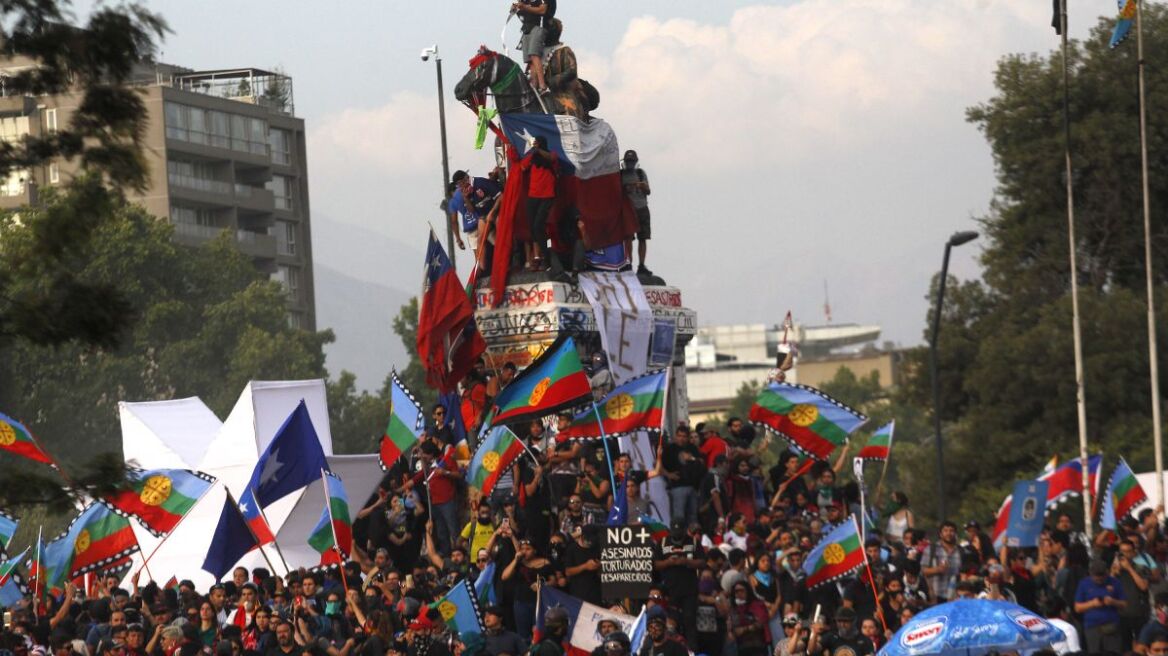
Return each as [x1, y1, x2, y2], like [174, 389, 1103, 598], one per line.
[0, 62, 316, 330]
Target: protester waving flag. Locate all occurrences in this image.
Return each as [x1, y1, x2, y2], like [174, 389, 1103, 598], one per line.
[991, 454, 1103, 547]
[307, 472, 352, 566]
[749, 382, 867, 460]
[238, 400, 330, 545]
[0, 412, 54, 465]
[100, 468, 215, 538]
[488, 335, 592, 427]
[557, 369, 668, 440]
[0, 510, 16, 555]
[466, 426, 525, 498]
[857, 421, 894, 462]
[379, 371, 424, 470]
[1100, 456, 1148, 530]
[803, 518, 865, 588]
[203, 491, 260, 581]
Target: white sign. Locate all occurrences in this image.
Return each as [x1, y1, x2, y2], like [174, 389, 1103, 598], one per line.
[578, 272, 653, 385]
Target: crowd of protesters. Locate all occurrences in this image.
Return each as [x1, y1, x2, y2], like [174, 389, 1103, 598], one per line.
[6, 356, 1168, 656]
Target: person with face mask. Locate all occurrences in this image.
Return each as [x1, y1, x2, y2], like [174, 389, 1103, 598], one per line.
[563, 526, 602, 605]
[727, 582, 770, 656]
[637, 608, 685, 656]
[655, 522, 704, 646]
[807, 607, 873, 656]
[1137, 593, 1168, 655]
[534, 607, 570, 656]
[696, 569, 728, 656]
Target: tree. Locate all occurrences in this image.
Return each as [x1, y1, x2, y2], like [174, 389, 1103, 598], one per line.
[327, 371, 388, 455]
[892, 7, 1168, 525]
[0, 3, 168, 349]
[388, 297, 437, 409]
[0, 190, 333, 495]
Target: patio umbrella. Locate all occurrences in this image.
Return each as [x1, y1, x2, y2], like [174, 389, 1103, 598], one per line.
[878, 599, 1066, 656]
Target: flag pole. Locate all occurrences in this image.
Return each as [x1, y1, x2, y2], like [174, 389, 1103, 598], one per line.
[855, 515, 888, 635]
[227, 490, 280, 579]
[136, 483, 215, 578]
[591, 402, 621, 508]
[33, 525, 42, 617]
[1134, 0, 1165, 510]
[1058, 0, 1093, 540]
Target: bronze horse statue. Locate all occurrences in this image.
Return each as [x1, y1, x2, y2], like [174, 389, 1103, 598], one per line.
[454, 46, 598, 119]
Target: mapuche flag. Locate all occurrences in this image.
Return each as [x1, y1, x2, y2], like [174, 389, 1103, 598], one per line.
[749, 383, 867, 460]
[0, 510, 17, 554]
[307, 472, 352, 566]
[100, 468, 215, 538]
[432, 579, 484, 636]
[0, 546, 28, 587]
[802, 518, 865, 588]
[488, 334, 592, 427]
[43, 503, 139, 588]
[557, 369, 668, 440]
[0, 412, 53, 465]
[856, 421, 895, 462]
[1100, 457, 1148, 530]
[466, 426, 526, 497]
[379, 371, 424, 470]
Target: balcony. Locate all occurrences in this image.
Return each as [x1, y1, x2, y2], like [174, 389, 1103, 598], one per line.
[171, 222, 276, 261]
[168, 172, 232, 196]
[235, 229, 277, 260]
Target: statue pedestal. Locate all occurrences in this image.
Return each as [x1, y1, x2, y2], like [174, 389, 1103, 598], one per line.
[473, 271, 698, 425]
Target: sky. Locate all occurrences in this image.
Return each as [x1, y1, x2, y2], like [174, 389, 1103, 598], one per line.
[81, 0, 1112, 370]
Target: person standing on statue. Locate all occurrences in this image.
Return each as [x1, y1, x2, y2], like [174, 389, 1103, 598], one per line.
[620, 150, 652, 275]
[521, 134, 558, 272]
[513, 0, 556, 94]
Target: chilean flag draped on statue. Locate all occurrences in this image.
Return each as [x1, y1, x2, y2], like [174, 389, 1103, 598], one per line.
[417, 230, 485, 393]
[488, 114, 637, 308]
[235, 400, 330, 546]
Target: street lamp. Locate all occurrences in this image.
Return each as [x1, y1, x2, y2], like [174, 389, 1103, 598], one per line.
[421, 44, 456, 269]
[930, 229, 979, 523]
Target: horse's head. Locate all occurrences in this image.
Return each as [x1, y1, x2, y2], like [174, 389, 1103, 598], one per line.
[453, 46, 499, 104]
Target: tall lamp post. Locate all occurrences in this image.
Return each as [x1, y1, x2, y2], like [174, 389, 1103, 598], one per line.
[421, 44, 456, 270]
[930, 230, 979, 523]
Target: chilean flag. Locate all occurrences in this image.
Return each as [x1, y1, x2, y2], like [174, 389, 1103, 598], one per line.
[992, 455, 1102, 547]
[418, 230, 483, 393]
[238, 401, 330, 545]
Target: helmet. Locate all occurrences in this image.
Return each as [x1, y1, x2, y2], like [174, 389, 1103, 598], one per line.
[544, 606, 570, 631]
[603, 631, 631, 655]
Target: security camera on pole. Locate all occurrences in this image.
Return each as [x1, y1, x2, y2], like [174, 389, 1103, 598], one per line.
[421, 44, 456, 271]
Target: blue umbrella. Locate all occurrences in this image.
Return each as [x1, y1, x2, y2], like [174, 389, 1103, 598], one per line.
[879, 599, 1066, 656]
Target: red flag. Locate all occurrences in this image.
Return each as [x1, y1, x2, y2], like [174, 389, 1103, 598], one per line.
[418, 230, 480, 393]
[489, 145, 528, 308]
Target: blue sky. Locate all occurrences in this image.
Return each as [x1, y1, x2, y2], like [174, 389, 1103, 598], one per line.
[77, 0, 1116, 385]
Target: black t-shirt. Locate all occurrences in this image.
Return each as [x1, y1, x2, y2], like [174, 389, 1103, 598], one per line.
[520, 0, 557, 30]
[564, 540, 602, 605]
[843, 578, 877, 621]
[819, 633, 874, 656]
[778, 571, 806, 612]
[661, 443, 703, 489]
[655, 540, 702, 600]
[639, 640, 688, 656]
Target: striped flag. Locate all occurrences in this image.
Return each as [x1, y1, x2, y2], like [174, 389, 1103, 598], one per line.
[1100, 457, 1148, 530]
[749, 382, 867, 460]
[0, 547, 28, 587]
[432, 579, 484, 636]
[0, 510, 17, 555]
[1110, 0, 1137, 48]
[466, 426, 526, 498]
[802, 518, 865, 588]
[0, 412, 53, 465]
[856, 421, 894, 462]
[557, 369, 668, 440]
[638, 515, 668, 541]
[488, 335, 592, 428]
[307, 472, 353, 566]
[379, 371, 424, 470]
[100, 468, 215, 537]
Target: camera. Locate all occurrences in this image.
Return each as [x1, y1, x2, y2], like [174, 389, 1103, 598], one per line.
[420, 46, 438, 62]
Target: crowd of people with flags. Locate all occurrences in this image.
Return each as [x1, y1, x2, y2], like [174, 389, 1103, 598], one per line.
[3, 331, 1168, 656]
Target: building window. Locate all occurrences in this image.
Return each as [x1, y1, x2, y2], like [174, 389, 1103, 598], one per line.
[209, 110, 230, 149]
[273, 265, 300, 301]
[167, 159, 230, 194]
[287, 312, 304, 330]
[164, 101, 187, 140]
[49, 163, 59, 184]
[166, 101, 268, 153]
[275, 220, 296, 256]
[44, 108, 57, 133]
[170, 203, 217, 227]
[0, 116, 30, 142]
[0, 170, 26, 197]
[266, 175, 294, 211]
[269, 128, 292, 165]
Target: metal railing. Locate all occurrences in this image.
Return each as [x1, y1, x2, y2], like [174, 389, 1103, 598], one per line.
[168, 172, 232, 195]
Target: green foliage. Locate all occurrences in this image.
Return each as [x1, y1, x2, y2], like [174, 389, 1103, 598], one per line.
[388, 296, 437, 408]
[0, 3, 168, 350]
[891, 7, 1168, 527]
[327, 371, 388, 455]
[0, 191, 333, 489]
[725, 379, 761, 425]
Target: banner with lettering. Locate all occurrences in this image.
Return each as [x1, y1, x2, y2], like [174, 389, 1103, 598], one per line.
[578, 272, 654, 385]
